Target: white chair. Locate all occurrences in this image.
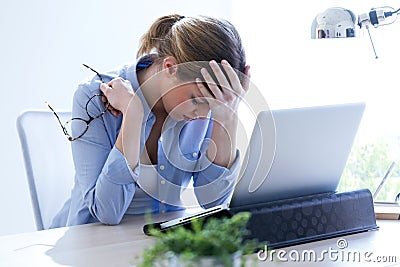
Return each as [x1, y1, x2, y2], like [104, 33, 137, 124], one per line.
[17, 110, 74, 230]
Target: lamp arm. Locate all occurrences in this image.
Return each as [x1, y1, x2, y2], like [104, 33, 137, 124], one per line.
[359, 6, 400, 28]
[365, 25, 379, 59]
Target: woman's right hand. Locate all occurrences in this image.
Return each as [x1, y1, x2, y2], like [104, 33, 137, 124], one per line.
[100, 77, 144, 116]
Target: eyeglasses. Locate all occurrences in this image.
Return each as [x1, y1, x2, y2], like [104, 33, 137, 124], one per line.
[46, 64, 110, 141]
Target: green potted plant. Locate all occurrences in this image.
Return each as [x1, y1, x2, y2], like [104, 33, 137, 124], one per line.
[138, 212, 258, 267]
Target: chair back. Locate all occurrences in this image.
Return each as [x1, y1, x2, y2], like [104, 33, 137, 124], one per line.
[17, 110, 74, 230]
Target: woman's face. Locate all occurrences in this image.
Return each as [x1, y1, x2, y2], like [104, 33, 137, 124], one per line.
[161, 82, 210, 121]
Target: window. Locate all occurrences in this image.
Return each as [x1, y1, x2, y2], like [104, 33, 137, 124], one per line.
[233, 0, 400, 202]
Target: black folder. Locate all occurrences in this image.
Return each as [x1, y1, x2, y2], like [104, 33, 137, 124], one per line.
[231, 188, 378, 248]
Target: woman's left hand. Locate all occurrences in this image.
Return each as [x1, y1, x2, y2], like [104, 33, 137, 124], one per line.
[196, 60, 250, 122]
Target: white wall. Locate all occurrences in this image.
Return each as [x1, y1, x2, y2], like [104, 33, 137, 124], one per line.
[233, 0, 400, 149]
[0, 0, 232, 236]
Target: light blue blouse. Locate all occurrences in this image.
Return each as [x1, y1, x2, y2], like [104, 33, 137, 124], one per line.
[51, 62, 240, 228]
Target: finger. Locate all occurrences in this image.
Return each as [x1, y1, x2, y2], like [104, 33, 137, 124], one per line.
[108, 77, 124, 87]
[108, 77, 134, 94]
[209, 60, 231, 92]
[108, 105, 118, 112]
[111, 109, 119, 117]
[242, 65, 251, 92]
[220, 60, 244, 95]
[195, 78, 212, 103]
[100, 83, 111, 96]
[108, 106, 121, 117]
[200, 67, 223, 99]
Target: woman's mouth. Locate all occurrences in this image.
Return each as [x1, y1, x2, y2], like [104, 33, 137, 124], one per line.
[183, 115, 195, 121]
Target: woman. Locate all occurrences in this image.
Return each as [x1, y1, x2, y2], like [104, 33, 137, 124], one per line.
[51, 14, 250, 227]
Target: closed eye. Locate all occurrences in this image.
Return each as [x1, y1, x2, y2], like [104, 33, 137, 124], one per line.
[191, 96, 207, 105]
[191, 98, 200, 105]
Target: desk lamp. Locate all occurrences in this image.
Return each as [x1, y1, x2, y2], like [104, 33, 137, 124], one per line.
[311, 6, 400, 58]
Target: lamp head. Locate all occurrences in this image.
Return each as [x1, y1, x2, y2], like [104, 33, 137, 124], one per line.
[311, 7, 357, 39]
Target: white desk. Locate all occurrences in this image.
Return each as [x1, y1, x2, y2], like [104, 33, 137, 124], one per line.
[1, 212, 399, 267]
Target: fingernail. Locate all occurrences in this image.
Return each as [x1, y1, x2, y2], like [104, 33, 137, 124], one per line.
[221, 59, 228, 65]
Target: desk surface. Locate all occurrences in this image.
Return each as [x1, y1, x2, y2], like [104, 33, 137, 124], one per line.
[1, 212, 399, 267]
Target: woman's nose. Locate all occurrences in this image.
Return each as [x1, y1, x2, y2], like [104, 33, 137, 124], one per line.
[193, 105, 209, 119]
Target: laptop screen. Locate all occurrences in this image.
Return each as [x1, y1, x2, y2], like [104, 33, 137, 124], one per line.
[230, 102, 365, 207]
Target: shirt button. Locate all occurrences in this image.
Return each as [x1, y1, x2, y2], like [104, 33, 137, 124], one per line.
[192, 152, 198, 158]
[160, 179, 165, 185]
[159, 165, 165, 170]
[161, 210, 165, 214]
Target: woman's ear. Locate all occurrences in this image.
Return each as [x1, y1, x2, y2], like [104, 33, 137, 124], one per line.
[162, 56, 178, 77]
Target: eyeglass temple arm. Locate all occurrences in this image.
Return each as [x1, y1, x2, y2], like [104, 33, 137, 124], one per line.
[45, 101, 69, 136]
[82, 64, 105, 83]
[82, 64, 109, 105]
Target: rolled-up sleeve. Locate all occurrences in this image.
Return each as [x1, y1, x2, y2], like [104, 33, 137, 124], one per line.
[193, 147, 241, 209]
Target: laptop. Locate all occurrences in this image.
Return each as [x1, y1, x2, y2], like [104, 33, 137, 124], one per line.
[144, 102, 365, 233]
[230, 102, 366, 207]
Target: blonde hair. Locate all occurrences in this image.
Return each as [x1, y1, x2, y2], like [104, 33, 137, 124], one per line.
[137, 14, 246, 83]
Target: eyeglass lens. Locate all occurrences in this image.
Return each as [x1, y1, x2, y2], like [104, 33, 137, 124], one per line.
[64, 95, 108, 140]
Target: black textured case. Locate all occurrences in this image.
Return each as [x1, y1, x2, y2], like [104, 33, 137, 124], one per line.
[231, 189, 378, 248]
